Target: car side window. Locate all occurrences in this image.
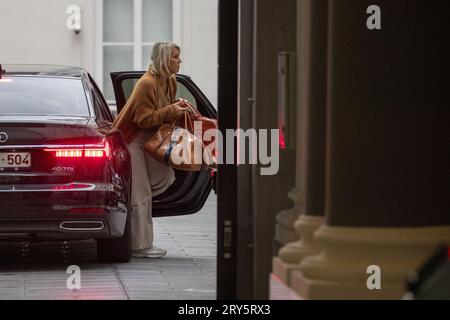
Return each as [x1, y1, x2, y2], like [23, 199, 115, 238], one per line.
[89, 75, 114, 123]
[121, 78, 198, 108]
[93, 94, 113, 123]
[121, 79, 139, 102]
[176, 82, 198, 108]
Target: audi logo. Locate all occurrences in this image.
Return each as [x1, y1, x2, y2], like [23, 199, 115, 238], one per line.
[0, 132, 8, 143]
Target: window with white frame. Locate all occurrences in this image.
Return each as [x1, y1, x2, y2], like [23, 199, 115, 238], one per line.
[99, 0, 174, 102]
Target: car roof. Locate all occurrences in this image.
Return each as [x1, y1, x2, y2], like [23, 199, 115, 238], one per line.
[1, 64, 84, 79]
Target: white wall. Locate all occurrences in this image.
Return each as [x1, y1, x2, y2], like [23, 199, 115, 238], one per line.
[178, 0, 218, 108]
[0, 0, 218, 108]
[0, 0, 95, 74]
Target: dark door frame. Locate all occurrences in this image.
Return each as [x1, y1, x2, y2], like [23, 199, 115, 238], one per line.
[217, 0, 239, 300]
[217, 0, 255, 300]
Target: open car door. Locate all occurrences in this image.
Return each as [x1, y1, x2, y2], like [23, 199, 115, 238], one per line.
[110, 71, 217, 217]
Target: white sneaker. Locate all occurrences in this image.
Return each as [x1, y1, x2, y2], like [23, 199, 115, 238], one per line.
[132, 246, 167, 258]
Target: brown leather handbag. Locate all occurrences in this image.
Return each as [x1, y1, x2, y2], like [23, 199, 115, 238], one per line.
[179, 102, 218, 149]
[144, 106, 217, 171]
[143, 124, 203, 171]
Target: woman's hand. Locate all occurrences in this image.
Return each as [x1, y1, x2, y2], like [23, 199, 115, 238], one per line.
[173, 99, 192, 118]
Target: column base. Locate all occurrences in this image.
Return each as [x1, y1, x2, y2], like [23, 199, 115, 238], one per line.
[278, 215, 324, 263]
[272, 256, 302, 283]
[291, 271, 406, 299]
[274, 222, 300, 248]
[273, 214, 324, 283]
[269, 273, 302, 300]
[289, 224, 450, 299]
[273, 188, 302, 247]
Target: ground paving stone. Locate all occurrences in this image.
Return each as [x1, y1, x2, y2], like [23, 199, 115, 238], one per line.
[0, 193, 217, 300]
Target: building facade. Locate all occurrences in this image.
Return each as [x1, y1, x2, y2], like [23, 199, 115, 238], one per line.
[0, 0, 218, 108]
[1, 0, 448, 300]
[217, 0, 450, 299]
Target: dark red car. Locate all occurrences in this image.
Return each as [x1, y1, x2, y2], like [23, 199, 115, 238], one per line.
[0, 64, 216, 262]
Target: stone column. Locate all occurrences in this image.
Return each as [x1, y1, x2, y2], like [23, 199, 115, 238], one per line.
[291, 0, 450, 299]
[274, 189, 302, 252]
[272, 0, 328, 285]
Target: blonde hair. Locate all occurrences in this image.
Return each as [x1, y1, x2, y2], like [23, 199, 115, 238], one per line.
[149, 42, 180, 78]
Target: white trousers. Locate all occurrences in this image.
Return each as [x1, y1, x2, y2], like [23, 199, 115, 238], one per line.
[127, 130, 175, 251]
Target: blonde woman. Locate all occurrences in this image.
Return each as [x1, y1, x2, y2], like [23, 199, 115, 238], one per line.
[113, 42, 189, 258]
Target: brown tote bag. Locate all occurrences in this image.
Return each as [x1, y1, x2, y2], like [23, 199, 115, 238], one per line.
[179, 102, 218, 149]
[144, 109, 216, 171]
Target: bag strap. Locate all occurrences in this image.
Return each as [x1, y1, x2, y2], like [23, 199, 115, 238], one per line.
[183, 107, 195, 132]
[185, 101, 202, 118]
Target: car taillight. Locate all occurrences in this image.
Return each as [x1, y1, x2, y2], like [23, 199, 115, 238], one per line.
[45, 140, 111, 159]
[53, 183, 93, 190]
[69, 207, 108, 214]
[48, 149, 83, 157]
[85, 149, 104, 157]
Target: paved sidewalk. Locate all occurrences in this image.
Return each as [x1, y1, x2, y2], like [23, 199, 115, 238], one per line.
[0, 193, 217, 300]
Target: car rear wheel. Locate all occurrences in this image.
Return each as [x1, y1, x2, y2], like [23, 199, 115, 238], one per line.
[97, 210, 131, 263]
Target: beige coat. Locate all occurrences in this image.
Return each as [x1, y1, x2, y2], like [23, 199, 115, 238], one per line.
[113, 70, 178, 251]
[113, 71, 178, 142]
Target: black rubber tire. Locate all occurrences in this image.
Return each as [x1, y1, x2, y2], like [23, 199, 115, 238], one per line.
[97, 210, 131, 263]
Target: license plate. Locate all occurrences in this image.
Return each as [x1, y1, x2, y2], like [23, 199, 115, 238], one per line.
[0, 152, 32, 169]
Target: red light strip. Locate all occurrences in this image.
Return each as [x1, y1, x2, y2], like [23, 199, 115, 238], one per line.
[44, 141, 110, 158]
[69, 208, 107, 214]
[53, 183, 92, 190]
